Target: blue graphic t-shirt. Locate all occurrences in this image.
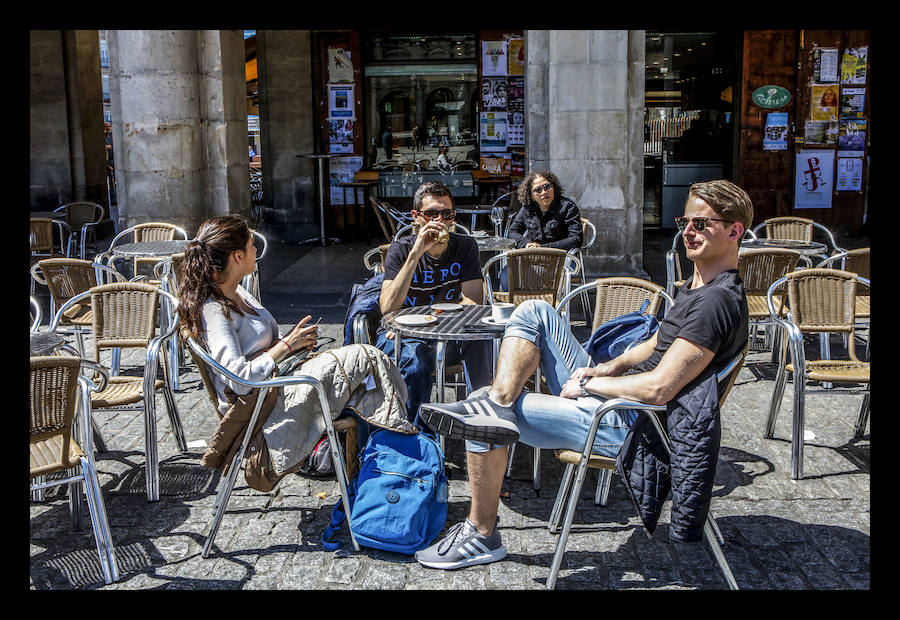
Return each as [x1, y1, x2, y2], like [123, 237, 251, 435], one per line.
[383, 233, 482, 307]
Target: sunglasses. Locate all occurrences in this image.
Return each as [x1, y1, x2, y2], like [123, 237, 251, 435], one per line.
[674, 216, 734, 232]
[531, 183, 554, 195]
[414, 208, 456, 220]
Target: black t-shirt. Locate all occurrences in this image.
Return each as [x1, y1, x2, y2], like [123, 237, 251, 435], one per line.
[383, 233, 482, 307]
[636, 269, 748, 378]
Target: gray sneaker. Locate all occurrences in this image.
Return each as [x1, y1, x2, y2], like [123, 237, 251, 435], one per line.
[419, 391, 519, 445]
[415, 518, 507, 570]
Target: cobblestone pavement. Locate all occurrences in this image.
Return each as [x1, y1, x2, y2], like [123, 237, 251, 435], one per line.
[29, 232, 870, 590]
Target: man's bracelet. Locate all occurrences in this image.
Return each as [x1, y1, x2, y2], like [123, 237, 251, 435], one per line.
[579, 376, 591, 398]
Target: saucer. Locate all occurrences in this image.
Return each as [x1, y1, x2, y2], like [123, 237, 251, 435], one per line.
[395, 314, 437, 326]
[431, 303, 463, 311]
[481, 316, 510, 327]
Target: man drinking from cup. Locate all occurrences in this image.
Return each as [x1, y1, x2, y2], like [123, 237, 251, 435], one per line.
[377, 181, 493, 424]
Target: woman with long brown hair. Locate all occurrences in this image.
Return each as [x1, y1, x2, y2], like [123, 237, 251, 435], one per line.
[178, 215, 319, 416]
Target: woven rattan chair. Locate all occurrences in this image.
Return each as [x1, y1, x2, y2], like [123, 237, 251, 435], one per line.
[102, 221, 189, 280]
[181, 333, 360, 557]
[30, 296, 42, 332]
[752, 216, 844, 258]
[369, 197, 395, 242]
[50, 282, 187, 502]
[30, 356, 119, 584]
[482, 247, 576, 308]
[818, 247, 870, 324]
[763, 268, 870, 480]
[738, 247, 807, 362]
[30, 258, 127, 358]
[30, 217, 71, 259]
[546, 348, 747, 590]
[52, 201, 108, 259]
[509, 277, 674, 492]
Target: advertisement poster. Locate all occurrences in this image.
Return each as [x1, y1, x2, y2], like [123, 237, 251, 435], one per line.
[482, 40, 508, 76]
[327, 48, 353, 83]
[480, 111, 507, 151]
[804, 120, 838, 146]
[836, 157, 863, 191]
[813, 47, 839, 83]
[480, 153, 511, 175]
[841, 46, 868, 84]
[328, 156, 362, 205]
[507, 77, 525, 145]
[811, 85, 839, 121]
[838, 119, 866, 157]
[840, 88, 866, 119]
[510, 151, 525, 177]
[794, 150, 835, 209]
[508, 38, 525, 76]
[328, 119, 355, 154]
[328, 84, 355, 120]
[764, 112, 788, 150]
[481, 77, 508, 111]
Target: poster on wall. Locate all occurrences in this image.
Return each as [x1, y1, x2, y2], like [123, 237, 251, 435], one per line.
[794, 150, 835, 209]
[840, 88, 866, 119]
[508, 38, 525, 76]
[328, 156, 363, 205]
[811, 84, 839, 121]
[482, 40, 508, 76]
[480, 111, 507, 151]
[328, 119, 355, 154]
[327, 48, 354, 83]
[804, 120, 838, 146]
[328, 84, 355, 120]
[507, 76, 525, 145]
[813, 48, 840, 83]
[764, 112, 788, 150]
[838, 119, 866, 157]
[480, 153, 511, 175]
[836, 157, 863, 191]
[482, 77, 508, 111]
[510, 151, 525, 177]
[841, 46, 868, 84]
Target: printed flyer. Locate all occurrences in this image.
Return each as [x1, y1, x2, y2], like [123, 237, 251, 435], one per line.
[508, 38, 525, 76]
[328, 119, 355, 154]
[841, 47, 868, 85]
[836, 157, 863, 192]
[840, 88, 866, 119]
[482, 40, 508, 77]
[811, 85, 839, 121]
[480, 111, 507, 151]
[838, 119, 866, 157]
[794, 150, 835, 209]
[481, 77, 508, 111]
[328, 84, 355, 120]
[328, 156, 362, 205]
[813, 47, 839, 83]
[764, 112, 788, 150]
[327, 48, 353, 83]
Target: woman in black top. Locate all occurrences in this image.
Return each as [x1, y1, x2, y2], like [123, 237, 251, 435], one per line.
[507, 170, 583, 251]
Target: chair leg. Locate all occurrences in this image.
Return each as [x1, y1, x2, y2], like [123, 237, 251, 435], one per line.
[202, 449, 245, 558]
[32, 476, 46, 502]
[92, 418, 108, 453]
[854, 388, 870, 438]
[80, 455, 119, 584]
[703, 516, 738, 590]
[68, 474, 84, 531]
[790, 370, 806, 481]
[532, 446, 541, 491]
[143, 392, 160, 502]
[505, 443, 516, 478]
[764, 365, 788, 439]
[547, 456, 592, 590]
[594, 468, 613, 506]
[820, 333, 833, 389]
[162, 385, 188, 452]
[549, 463, 575, 534]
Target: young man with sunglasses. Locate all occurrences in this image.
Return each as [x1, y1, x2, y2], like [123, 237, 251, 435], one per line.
[414, 179, 752, 570]
[376, 181, 492, 424]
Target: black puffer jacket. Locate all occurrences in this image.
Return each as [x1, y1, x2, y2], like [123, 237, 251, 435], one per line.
[616, 371, 721, 542]
[506, 196, 583, 251]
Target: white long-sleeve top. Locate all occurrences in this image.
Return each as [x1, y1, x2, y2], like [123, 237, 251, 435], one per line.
[201, 286, 280, 415]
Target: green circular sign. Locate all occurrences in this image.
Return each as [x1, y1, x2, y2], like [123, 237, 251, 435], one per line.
[752, 85, 792, 109]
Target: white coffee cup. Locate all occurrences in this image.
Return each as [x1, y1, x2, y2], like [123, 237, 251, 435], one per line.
[491, 302, 515, 323]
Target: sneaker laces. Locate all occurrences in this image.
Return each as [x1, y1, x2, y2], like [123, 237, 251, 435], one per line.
[436, 520, 477, 554]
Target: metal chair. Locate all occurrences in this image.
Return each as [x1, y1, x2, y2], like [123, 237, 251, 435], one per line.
[30, 356, 119, 584]
[30, 296, 43, 332]
[567, 217, 599, 324]
[817, 248, 870, 352]
[50, 282, 187, 502]
[363, 243, 391, 276]
[509, 277, 674, 492]
[52, 201, 108, 259]
[369, 198, 413, 241]
[101, 221, 189, 280]
[546, 348, 747, 590]
[240, 229, 268, 302]
[182, 334, 360, 557]
[752, 216, 844, 259]
[483, 247, 576, 309]
[763, 268, 870, 480]
[737, 248, 808, 363]
[31, 258, 128, 358]
[30, 217, 72, 260]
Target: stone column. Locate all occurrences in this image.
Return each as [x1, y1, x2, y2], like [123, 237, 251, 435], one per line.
[526, 30, 646, 277]
[29, 30, 106, 210]
[107, 30, 249, 235]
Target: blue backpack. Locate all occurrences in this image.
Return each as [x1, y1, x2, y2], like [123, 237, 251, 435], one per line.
[583, 299, 660, 364]
[322, 427, 448, 555]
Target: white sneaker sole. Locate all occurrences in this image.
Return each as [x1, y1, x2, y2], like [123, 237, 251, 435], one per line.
[416, 545, 507, 570]
[420, 406, 519, 445]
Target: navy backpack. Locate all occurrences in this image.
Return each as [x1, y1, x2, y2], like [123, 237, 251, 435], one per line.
[583, 299, 660, 364]
[322, 425, 448, 555]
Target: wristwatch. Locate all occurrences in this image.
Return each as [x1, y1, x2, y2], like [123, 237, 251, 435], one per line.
[578, 376, 591, 398]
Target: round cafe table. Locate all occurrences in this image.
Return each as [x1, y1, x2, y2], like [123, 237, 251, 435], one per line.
[30, 331, 64, 356]
[109, 239, 191, 258]
[740, 238, 828, 257]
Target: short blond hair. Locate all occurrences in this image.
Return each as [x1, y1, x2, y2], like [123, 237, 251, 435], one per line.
[688, 180, 754, 239]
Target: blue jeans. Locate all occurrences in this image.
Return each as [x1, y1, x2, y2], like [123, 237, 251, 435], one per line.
[376, 329, 492, 425]
[466, 299, 637, 457]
